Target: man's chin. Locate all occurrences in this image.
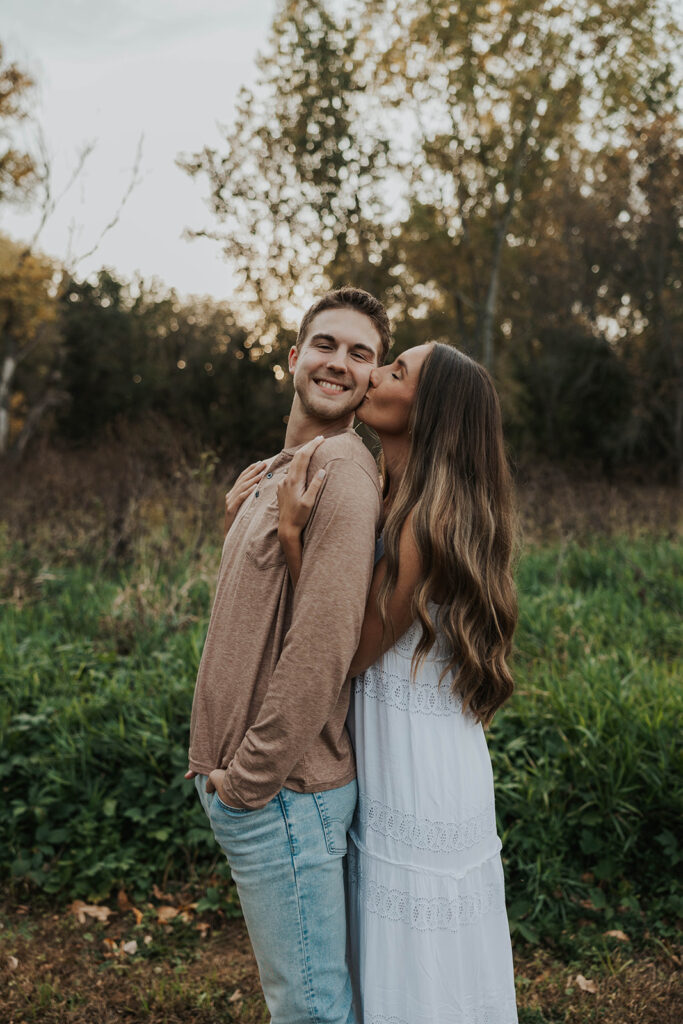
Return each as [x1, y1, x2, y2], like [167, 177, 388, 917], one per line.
[299, 394, 360, 421]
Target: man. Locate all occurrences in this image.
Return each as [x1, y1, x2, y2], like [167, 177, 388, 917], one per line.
[186, 287, 390, 1024]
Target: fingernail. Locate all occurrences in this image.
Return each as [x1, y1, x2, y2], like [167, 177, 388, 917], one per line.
[315, 435, 323, 441]
[317, 469, 326, 479]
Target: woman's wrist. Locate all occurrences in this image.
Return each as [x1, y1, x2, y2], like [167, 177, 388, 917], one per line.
[277, 523, 302, 546]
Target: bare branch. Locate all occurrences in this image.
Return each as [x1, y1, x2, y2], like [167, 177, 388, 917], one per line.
[73, 134, 144, 268]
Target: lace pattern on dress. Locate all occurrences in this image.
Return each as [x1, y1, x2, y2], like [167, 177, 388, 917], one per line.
[392, 616, 450, 660]
[358, 795, 498, 854]
[354, 665, 463, 717]
[348, 856, 506, 932]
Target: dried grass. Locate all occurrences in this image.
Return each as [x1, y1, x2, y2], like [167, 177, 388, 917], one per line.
[1, 905, 680, 1024]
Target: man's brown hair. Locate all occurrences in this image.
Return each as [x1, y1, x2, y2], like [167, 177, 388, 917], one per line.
[296, 286, 391, 362]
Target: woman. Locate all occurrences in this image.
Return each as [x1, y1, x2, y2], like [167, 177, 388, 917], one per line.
[277, 342, 519, 1024]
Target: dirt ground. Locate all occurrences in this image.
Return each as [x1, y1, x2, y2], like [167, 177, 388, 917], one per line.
[1, 900, 680, 1024]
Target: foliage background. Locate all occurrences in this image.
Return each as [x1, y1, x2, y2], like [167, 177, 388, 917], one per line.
[1, 0, 681, 955]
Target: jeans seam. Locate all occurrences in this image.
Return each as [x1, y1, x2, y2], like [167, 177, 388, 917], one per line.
[278, 790, 320, 1023]
[315, 790, 352, 856]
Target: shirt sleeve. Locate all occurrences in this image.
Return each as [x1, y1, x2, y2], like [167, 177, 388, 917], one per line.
[219, 456, 380, 809]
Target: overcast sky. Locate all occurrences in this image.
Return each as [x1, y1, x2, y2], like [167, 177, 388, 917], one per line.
[1, 0, 277, 300]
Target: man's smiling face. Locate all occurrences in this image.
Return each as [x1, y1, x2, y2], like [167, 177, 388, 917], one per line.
[288, 308, 383, 423]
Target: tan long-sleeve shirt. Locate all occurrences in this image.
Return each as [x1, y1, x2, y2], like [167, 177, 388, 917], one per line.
[188, 428, 381, 809]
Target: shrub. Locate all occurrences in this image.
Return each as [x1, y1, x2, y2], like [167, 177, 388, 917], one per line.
[1, 535, 680, 944]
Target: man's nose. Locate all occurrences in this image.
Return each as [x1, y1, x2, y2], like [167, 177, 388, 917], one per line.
[325, 350, 349, 374]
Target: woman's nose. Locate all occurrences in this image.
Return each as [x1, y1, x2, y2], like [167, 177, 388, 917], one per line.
[368, 368, 380, 388]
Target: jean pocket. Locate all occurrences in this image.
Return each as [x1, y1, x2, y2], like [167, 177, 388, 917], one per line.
[313, 790, 350, 855]
[212, 792, 255, 816]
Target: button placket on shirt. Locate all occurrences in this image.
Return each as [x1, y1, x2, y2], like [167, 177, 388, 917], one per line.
[255, 467, 279, 501]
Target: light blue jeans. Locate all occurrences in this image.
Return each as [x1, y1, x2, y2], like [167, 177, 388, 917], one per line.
[195, 774, 358, 1024]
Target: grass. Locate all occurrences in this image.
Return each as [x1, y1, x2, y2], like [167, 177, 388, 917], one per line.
[2, 530, 680, 948]
[0, 459, 681, 1020]
[488, 538, 682, 946]
[0, 899, 680, 1023]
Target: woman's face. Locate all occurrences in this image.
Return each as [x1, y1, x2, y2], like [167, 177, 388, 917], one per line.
[356, 343, 433, 436]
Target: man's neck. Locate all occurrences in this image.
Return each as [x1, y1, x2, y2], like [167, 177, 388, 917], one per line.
[283, 396, 355, 449]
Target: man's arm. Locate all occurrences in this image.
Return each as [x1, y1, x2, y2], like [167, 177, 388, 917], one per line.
[217, 457, 379, 809]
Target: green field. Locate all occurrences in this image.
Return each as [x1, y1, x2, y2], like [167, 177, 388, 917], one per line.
[1, 534, 681, 950]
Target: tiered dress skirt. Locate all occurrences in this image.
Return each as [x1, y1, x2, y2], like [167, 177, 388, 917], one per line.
[347, 616, 518, 1024]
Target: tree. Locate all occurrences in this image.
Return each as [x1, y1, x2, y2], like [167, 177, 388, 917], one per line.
[0, 42, 38, 206]
[58, 271, 290, 458]
[601, 116, 683, 481]
[0, 35, 143, 457]
[179, 0, 391, 331]
[0, 235, 60, 455]
[364, 0, 680, 367]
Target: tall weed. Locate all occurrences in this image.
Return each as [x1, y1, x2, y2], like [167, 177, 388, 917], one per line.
[1, 533, 680, 945]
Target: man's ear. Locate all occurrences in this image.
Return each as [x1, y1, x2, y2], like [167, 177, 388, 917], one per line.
[288, 345, 298, 375]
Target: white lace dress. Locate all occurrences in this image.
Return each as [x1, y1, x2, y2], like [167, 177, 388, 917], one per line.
[346, 604, 518, 1024]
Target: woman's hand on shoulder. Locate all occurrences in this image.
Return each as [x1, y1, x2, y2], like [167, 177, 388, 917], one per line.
[224, 460, 267, 537]
[277, 436, 326, 543]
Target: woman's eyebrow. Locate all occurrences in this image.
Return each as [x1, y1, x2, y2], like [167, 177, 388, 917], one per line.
[397, 357, 408, 374]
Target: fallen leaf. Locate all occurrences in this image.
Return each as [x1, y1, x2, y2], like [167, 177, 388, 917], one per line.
[68, 900, 113, 924]
[132, 907, 143, 926]
[576, 974, 597, 994]
[152, 884, 167, 901]
[229, 988, 243, 1003]
[195, 922, 210, 937]
[102, 937, 117, 952]
[122, 940, 138, 955]
[157, 905, 178, 924]
[117, 889, 131, 911]
[144, 935, 153, 946]
[604, 929, 630, 942]
[7, 955, 18, 970]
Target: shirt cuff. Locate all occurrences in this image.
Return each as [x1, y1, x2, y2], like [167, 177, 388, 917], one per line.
[218, 775, 252, 810]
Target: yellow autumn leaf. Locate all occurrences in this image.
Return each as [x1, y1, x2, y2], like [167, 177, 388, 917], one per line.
[68, 900, 113, 924]
[157, 905, 179, 923]
[604, 929, 630, 942]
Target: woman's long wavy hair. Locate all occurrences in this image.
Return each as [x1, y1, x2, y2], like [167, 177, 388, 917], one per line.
[377, 343, 518, 726]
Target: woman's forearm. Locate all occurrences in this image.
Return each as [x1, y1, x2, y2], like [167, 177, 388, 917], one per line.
[278, 527, 303, 588]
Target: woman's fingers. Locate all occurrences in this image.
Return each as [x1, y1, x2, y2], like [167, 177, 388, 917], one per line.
[288, 436, 324, 485]
[302, 468, 326, 507]
[226, 462, 267, 507]
[237, 460, 267, 484]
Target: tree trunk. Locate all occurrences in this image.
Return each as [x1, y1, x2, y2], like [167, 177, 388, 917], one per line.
[479, 223, 507, 370]
[675, 376, 683, 490]
[12, 386, 69, 461]
[0, 349, 17, 456]
[477, 117, 532, 370]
